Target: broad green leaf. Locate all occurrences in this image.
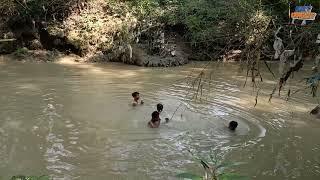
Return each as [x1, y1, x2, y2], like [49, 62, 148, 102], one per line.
[176, 172, 203, 180]
[25, 176, 37, 180]
[37, 175, 50, 180]
[11, 176, 26, 180]
[216, 162, 246, 170]
[11, 175, 50, 180]
[218, 173, 249, 180]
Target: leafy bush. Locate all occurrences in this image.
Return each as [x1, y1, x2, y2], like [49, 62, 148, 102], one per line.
[13, 47, 29, 57]
[0, 0, 16, 16]
[10, 175, 50, 180]
[0, 0, 83, 21]
[176, 151, 248, 180]
[1, 0, 319, 59]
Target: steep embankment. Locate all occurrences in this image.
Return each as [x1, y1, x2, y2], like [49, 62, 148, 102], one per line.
[0, 0, 189, 66]
[1, 0, 319, 66]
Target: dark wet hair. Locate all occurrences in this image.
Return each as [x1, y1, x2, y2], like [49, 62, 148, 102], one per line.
[132, 92, 139, 97]
[157, 103, 163, 112]
[229, 121, 238, 131]
[151, 111, 160, 122]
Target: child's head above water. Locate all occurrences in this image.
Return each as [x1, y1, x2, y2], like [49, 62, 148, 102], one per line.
[132, 92, 140, 101]
[151, 111, 160, 122]
[228, 121, 238, 131]
[157, 103, 163, 112]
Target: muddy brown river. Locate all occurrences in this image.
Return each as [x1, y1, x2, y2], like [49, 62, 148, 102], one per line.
[0, 60, 319, 179]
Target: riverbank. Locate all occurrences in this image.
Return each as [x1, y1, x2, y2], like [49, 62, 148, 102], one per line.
[0, 0, 262, 67]
[0, 0, 194, 67]
[0, 47, 190, 67]
[1, 0, 319, 68]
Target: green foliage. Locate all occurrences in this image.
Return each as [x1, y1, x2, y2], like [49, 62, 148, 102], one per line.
[306, 73, 320, 85]
[10, 175, 50, 180]
[176, 172, 203, 180]
[218, 173, 249, 180]
[13, 47, 29, 57]
[0, 0, 82, 21]
[125, 0, 164, 21]
[130, 0, 158, 16]
[215, 162, 246, 172]
[165, 0, 239, 44]
[296, 0, 320, 6]
[1, 0, 319, 60]
[0, 0, 16, 16]
[154, 0, 287, 53]
[177, 151, 248, 180]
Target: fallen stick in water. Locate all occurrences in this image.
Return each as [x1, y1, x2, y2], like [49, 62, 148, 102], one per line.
[0, 39, 16, 42]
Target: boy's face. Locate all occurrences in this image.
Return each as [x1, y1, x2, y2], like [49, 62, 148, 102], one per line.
[134, 94, 140, 101]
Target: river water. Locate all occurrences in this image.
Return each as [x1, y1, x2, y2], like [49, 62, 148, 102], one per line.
[0, 60, 319, 180]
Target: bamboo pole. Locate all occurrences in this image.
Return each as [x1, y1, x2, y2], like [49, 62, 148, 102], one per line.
[0, 39, 16, 42]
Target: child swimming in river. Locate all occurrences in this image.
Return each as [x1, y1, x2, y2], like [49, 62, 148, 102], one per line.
[148, 111, 161, 128]
[156, 103, 169, 123]
[228, 121, 238, 131]
[132, 92, 144, 106]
